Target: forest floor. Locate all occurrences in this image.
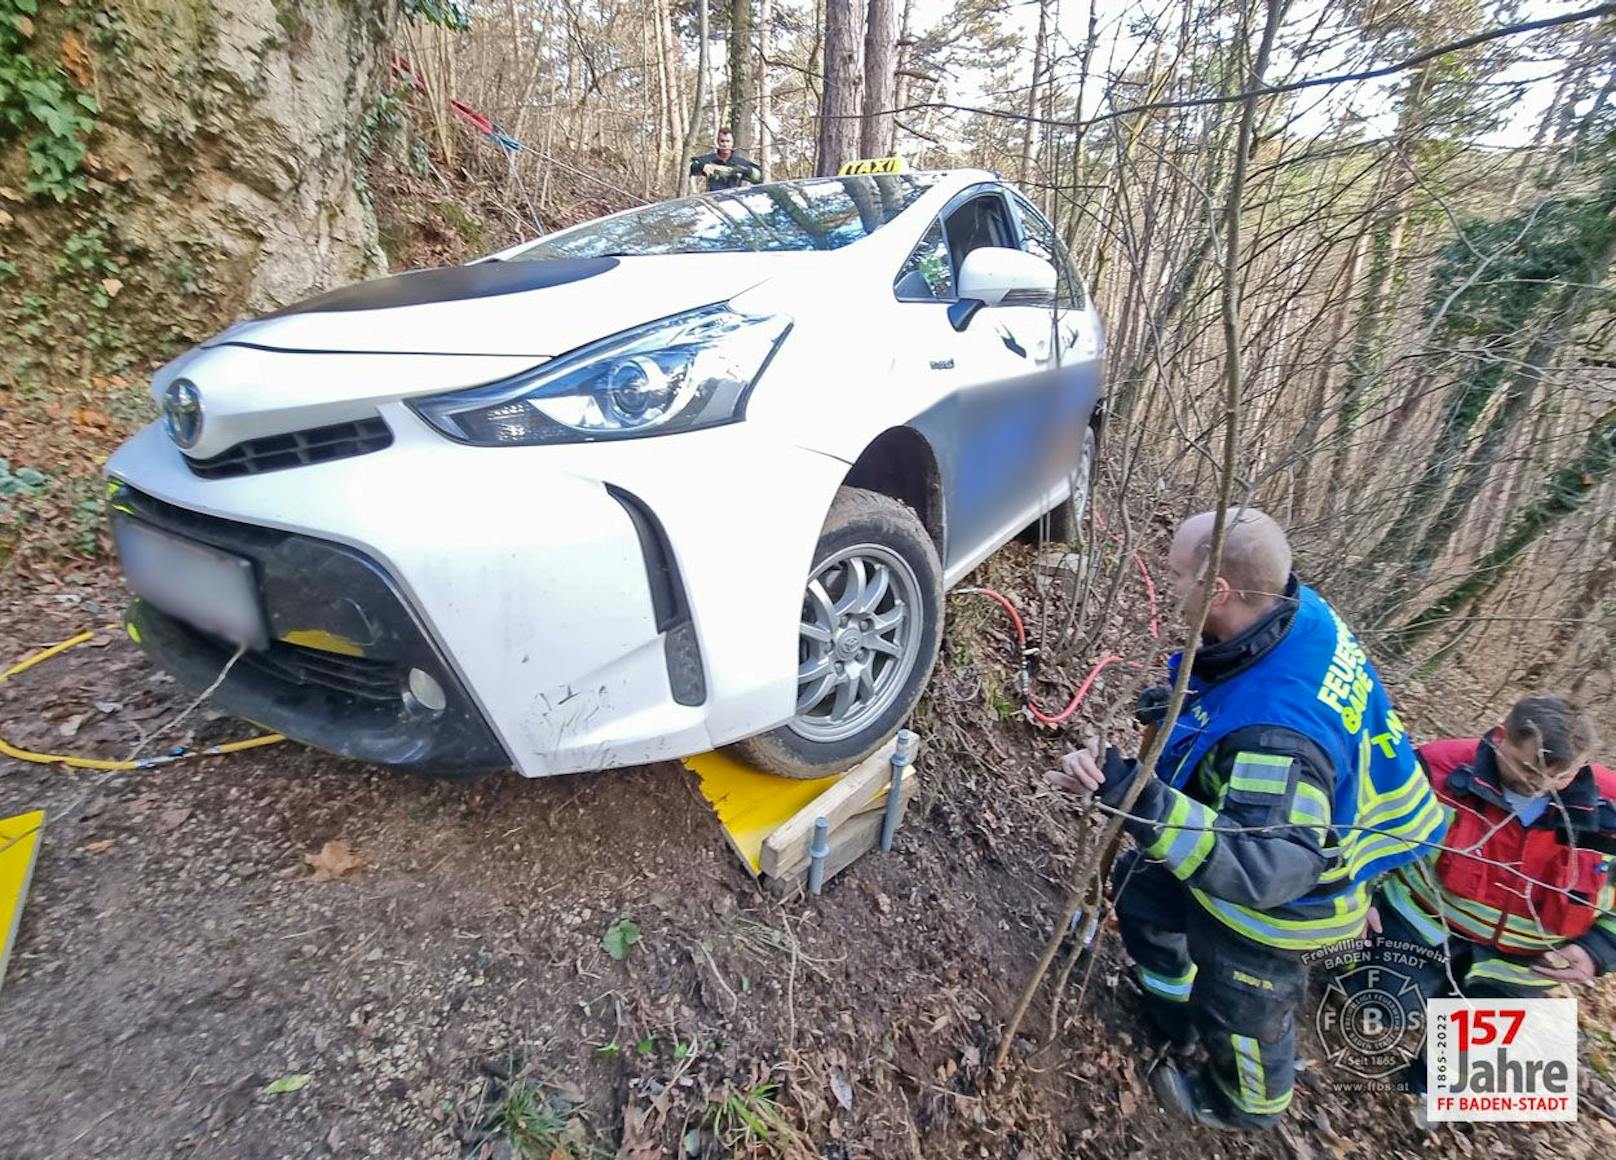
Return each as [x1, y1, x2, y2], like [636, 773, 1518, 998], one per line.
[4, 524, 1616, 1160]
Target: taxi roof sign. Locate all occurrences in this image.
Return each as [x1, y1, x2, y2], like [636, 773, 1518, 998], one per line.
[836, 156, 905, 176]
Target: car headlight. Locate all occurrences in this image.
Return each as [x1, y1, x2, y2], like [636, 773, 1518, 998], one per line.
[411, 305, 792, 445]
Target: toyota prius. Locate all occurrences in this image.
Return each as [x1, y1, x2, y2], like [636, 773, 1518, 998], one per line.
[107, 169, 1104, 779]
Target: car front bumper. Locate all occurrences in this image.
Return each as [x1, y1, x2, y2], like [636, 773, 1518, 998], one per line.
[106, 404, 848, 777]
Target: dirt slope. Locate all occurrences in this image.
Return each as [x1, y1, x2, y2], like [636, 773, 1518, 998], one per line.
[2, 559, 1614, 1159]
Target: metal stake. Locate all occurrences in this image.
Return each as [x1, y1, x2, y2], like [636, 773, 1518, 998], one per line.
[807, 816, 830, 895]
[881, 728, 917, 852]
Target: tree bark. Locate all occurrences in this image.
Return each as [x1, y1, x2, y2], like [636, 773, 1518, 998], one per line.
[860, 0, 898, 158]
[681, 0, 712, 192]
[816, 0, 863, 175]
[757, 0, 773, 177]
[728, 0, 756, 152]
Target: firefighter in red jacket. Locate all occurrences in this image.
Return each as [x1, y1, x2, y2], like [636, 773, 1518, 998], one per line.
[1353, 695, 1616, 1004]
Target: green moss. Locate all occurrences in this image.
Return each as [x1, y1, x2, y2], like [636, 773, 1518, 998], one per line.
[433, 199, 483, 246]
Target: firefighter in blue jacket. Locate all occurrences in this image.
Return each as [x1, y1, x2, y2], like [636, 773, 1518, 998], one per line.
[1048, 508, 1446, 1131]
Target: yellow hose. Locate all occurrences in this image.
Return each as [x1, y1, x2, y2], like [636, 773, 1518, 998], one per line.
[1, 629, 285, 771]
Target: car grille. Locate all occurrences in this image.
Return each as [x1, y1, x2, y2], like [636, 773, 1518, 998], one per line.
[186, 417, 393, 479]
[245, 640, 404, 703]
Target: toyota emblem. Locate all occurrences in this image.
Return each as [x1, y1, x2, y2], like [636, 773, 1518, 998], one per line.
[163, 379, 204, 449]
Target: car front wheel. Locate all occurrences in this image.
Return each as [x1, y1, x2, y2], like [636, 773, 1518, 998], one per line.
[724, 487, 943, 779]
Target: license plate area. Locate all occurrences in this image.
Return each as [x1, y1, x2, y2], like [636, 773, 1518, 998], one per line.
[113, 516, 269, 651]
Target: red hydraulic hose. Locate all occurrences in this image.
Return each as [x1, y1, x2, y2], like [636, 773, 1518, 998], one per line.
[1026, 653, 1129, 726]
[953, 586, 1131, 726]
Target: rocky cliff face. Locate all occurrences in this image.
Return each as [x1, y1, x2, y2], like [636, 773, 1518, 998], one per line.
[106, 0, 392, 312]
[2, 0, 394, 363]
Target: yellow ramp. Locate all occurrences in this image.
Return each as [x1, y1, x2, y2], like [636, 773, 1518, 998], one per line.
[682, 752, 842, 874]
[1, 809, 44, 993]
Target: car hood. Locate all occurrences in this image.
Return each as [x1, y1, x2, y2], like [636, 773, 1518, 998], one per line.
[203, 252, 804, 357]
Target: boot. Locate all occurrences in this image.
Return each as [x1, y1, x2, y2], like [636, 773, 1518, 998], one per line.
[1139, 992, 1199, 1053]
[1147, 1059, 1262, 1132]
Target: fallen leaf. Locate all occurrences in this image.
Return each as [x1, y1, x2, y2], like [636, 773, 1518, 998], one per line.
[602, 918, 640, 961]
[961, 1045, 981, 1068]
[304, 840, 365, 881]
[0, 187, 21, 202]
[75, 408, 111, 429]
[157, 807, 192, 833]
[58, 712, 89, 738]
[875, 892, 891, 915]
[98, 278, 122, 299]
[94, 700, 122, 714]
[1119, 1088, 1136, 1116]
[16, 14, 33, 37]
[0, 210, 12, 229]
[260, 1073, 311, 1095]
[84, 839, 114, 854]
[61, 31, 93, 86]
[829, 1064, 854, 1111]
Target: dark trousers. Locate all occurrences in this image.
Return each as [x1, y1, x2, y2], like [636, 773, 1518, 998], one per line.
[1340, 887, 1559, 1091]
[1348, 888, 1561, 1001]
[1112, 850, 1307, 1127]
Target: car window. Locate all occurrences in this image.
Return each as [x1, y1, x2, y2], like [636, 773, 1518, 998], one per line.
[894, 219, 954, 301]
[942, 194, 1015, 273]
[512, 174, 940, 259]
[1011, 196, 1085, 309]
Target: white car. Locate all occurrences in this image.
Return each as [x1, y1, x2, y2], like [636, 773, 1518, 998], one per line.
[106, 169, 1104, 779]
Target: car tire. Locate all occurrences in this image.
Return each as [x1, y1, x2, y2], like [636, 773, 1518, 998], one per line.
[1041, 422, 1098, 543]
[724, 486, 943, 780]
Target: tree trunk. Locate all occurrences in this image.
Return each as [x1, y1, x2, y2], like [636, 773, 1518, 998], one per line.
[892, 0, 914, 143]
[681, 0, 712, 192]
[728, 0, 755, 152]
[859, 0, 897, 158]
[1018, 0, 1049, 185]
[757, 0, 773, 177]
[816, 0, 862, 175]
[1326, 64, 1428, 508]
[658, 0, 689, 193]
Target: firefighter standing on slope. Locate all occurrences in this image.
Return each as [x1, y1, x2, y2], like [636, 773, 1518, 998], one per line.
[1348, 695, 1616, 1011]
[1046, 508, 1446, 1131]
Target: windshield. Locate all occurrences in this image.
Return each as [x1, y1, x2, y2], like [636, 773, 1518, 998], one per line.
[513, 174, 940, 260]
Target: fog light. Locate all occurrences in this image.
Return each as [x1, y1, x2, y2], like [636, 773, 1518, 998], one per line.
[406, 667, 447, 712]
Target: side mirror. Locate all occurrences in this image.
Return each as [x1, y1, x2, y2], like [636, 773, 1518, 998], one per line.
[957, 247, 1057, 307]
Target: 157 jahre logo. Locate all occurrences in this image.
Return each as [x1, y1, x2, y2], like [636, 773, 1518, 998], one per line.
[1427, 999, 1578, 1122]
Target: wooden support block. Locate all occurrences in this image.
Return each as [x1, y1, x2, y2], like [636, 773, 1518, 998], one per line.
[766, 773, 918, 890]
[759, 739, 911, 877]
[848, 766, 917, 822]
[766, 812, 884, 895]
